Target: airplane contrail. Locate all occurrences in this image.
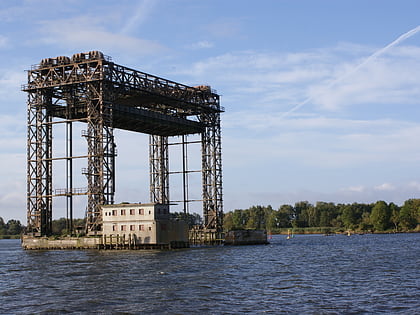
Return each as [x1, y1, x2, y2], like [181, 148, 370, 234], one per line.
[121, 0, 155, 35]
[281, 25, 420, 117]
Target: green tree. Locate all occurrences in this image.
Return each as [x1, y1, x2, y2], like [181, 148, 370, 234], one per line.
[0, 217, 6, 235]
[341, 203, 363, 230]
[6, 219, 22, 235]
[293, 201, 312, 227]
[277, 205, 294, 228]
[231, 209, 248, 229]
[389, 202, 400, 232]
[223, 212, 234, 231]
[305, 205, 319, 227]
[315, 202, 337, 227]
[246, 206, 266, 229]
[170, 212, 202, 228]
[370, 201, 391, 231]
[265, 207, 277, 231]
[400, 199, 420, 230]
[52, 218, 68, 235]
[359, 211, 372, 232]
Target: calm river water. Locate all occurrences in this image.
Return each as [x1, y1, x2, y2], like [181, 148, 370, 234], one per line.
[0, 233, 419, 314]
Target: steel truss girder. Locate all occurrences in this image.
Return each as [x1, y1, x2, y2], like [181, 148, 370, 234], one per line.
[23, 60, 222, 115]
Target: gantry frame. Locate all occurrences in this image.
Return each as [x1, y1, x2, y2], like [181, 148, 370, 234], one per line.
[23, 51, 223, 236]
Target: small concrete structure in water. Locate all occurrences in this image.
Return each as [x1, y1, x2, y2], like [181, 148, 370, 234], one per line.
[22, 203, 189, 250]
[224, 230, 269, 245]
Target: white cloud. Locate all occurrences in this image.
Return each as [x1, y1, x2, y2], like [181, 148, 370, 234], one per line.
[0, 70, 26, 103]
[407, 181, 420, 191]
[0, 152, 26, 222]
[0, 179, 26, 222]
[0, 35, 9, 48]
[175, 43, 420, 116]
[35, 16, 164, 57]
[188, 41, 214, 49]
[374, 183, 396, 191]
[309, 50, 420, 110]
[345, 186, 366, 193]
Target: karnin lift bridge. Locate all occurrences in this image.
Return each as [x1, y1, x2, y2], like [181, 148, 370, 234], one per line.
[22, 51, 223, 237]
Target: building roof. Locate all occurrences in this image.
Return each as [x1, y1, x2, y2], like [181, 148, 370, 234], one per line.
[101, 203, 168, 208]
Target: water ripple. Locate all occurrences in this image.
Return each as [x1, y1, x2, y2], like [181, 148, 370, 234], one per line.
[0, 234, 419, 314]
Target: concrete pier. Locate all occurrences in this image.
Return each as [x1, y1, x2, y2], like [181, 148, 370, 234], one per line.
[21, 235, 100, 250]
[21, 235, 189, 250]
[224, 230, 269, 245]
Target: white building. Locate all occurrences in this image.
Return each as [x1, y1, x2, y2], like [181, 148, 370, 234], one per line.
[101, 203, 188, 246]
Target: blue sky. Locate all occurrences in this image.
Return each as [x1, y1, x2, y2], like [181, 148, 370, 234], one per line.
[1, 0, 420, 222]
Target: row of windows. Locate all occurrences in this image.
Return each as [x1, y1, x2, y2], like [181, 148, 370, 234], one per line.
[104, 208, 169, 217]
[111, 224, 167, 231]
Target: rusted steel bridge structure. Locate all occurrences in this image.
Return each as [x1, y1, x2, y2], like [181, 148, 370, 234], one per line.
[22, 51, 223, 237]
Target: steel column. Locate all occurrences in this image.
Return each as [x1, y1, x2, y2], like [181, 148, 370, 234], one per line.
[85, 81, 115, 234]
[26, 90, 53, 235]
[149, 135, 169, 204]
[201, 112, 223, 232]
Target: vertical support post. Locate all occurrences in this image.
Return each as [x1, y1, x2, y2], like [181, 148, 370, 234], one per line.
[85, 80, 115, 235]
[201, 112, 223, 233]
[149, 135, 169, 204]
[27, 90, 53, 235]
[182, 135, 189, 214]
[66, 121, 73, 234]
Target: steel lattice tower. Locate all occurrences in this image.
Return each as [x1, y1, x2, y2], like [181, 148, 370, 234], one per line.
[23, 51, 223, 236]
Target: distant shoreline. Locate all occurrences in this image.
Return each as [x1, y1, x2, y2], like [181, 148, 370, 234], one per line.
[268, 228, 420, 235]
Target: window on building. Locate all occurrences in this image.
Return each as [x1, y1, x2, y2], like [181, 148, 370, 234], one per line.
[130, 209, 135, 215]
[139, 225, 145, 231]
[139, 209, 144, 215]
[112, 225, 117, 231]
[148, 226, 152, 231]
[121, 209, 126, 215]
[112, 210, 117, 216]
[149, 210, 151, 215]
[130, 225, 135, 231]
[121, 225, 126, 231]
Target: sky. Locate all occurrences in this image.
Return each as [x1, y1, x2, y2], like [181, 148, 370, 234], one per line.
[1, 0, 420, 223]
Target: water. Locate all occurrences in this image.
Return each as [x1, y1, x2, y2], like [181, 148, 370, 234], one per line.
[1, 233, 419, 314]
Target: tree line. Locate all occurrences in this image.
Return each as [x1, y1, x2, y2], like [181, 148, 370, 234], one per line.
[0, 217, 86, 237]
[1, 199, 419, 236]
[223, 199, 420, 233]
[0, 218, 23, 236]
